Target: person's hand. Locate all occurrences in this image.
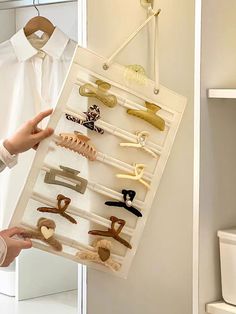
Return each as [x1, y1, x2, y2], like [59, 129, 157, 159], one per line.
[3, 109, 54, 155]
[0, 227, 32, 267]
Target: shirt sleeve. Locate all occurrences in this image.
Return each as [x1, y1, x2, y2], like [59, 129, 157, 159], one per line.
[0, 140, 18, 172]
[0, 236, 7, 266]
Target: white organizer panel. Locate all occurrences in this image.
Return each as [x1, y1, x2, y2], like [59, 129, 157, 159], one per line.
[207, 302, 236, 314]
[10, 46, 187, 278]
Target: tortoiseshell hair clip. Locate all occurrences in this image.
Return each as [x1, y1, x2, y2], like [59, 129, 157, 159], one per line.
[65, 104, 104, 134]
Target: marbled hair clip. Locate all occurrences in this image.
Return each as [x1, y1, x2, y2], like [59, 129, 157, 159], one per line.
[79, 80, 117, 108]
[76, 239, 121, 272]
[127, 101, 165, 131]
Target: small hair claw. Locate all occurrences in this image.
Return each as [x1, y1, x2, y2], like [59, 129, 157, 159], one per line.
[37, 194, 77, 224]
[105, 189, 142, 217]
[65, 104, 104, 134]
[89, 216, 132, 249]
[116, 163, 151, 189]
[120, 131, 158, 158]
[79, 80, 117, 108]
[44, 166, 88, 194]
[76, 239, 121, 272]
[56, 131, 97, 161]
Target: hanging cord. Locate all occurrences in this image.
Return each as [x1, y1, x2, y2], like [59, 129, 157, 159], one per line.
[33, 0, 40, 16]
[103, 9, 161, 95]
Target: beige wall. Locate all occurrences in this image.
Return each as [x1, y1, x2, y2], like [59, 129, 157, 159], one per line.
[87, 1, 195, 314]
[200, 1, 236, 313]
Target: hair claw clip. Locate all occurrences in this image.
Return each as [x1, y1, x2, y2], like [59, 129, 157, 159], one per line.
[56, 131, 97, 161]
[89, 216, 132, 249]
[65, 104, 104, 134]
[37, 194, 77, 224]
[44, 165, 88, 194]
[127, 101, 165, 131]
[116, 163, 151, 189]
[79, 80, 117, 108]
[76, 239, 121, 272]
[21, 218, 62, 251]
[120, 131, 158, 158]
[105, 189, 142, 217]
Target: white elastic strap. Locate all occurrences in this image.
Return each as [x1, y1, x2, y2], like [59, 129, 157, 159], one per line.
[154, 12, 160, 94]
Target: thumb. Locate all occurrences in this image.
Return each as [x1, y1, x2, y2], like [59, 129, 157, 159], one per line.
[33, 128, 54, 142]
[3, 227, 26, 237]
[14, 238, 32, 250]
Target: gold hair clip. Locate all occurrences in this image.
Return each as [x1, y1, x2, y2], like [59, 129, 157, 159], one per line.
[79, 80, 117, 108]
[120, 131, 158, 158]
[44, 166, 88, 194]
[76, 239, 121, 272]
[127, 101, 165, 131]
[116, 163, 151, 189]
[56, 131, 97, 161]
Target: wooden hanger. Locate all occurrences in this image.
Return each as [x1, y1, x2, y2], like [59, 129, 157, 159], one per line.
[24, 1, 55, 37]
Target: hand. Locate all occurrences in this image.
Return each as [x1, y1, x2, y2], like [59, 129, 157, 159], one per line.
[3, 109, 54, 155]
[0, 227, 32, 267]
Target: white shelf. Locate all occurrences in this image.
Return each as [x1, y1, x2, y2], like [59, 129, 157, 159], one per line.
[207, 302, 236, 314]
[208, 89, 236, 99]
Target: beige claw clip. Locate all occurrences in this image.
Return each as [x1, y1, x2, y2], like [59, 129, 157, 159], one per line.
[56, 131, 97, 161]
[79, 80, 117, 108]
[120, 131, 158, 158]
[116, 163, 151, 189]
[76, 239, 121, 272]
[127, 101, 165, 131]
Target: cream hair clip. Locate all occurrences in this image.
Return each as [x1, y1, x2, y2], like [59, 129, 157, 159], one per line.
[120, 131, 158, 159]
[116, 163, 151, 189]
[76, 239, 121, 272]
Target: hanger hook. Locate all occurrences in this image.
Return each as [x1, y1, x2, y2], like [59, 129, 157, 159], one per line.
[33, 0, 40, 16]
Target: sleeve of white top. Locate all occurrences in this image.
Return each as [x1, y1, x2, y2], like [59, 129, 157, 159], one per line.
[0, 236, 7, 266]
[0, 140, 18, 172]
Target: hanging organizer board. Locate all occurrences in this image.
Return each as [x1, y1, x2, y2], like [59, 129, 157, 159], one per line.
[10, 46, 187, 278]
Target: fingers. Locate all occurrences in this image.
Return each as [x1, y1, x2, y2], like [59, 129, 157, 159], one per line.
[3, 227, 26, 237]
[14, 239, 32, 250]
[32, 127, 54, 142]
[31, 109, 53, 126]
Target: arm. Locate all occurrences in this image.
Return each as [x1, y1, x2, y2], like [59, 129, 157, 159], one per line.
[0, 109, 54, 173]
[0, 140, 18, 173]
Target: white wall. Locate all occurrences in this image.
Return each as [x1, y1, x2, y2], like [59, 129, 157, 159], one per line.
[199, 1, 236, 313]
[0, 10, 15, 42]
[86, 1, 195, 314]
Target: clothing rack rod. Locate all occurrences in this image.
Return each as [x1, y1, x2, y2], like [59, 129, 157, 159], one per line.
[0, 0, 76, 11]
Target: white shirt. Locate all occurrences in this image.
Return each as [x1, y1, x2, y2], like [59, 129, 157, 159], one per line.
[0, 141, 18, 266]
[0, 27, 77, 227]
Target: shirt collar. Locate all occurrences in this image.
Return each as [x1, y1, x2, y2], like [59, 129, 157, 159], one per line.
[10, 27, 70, 62]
